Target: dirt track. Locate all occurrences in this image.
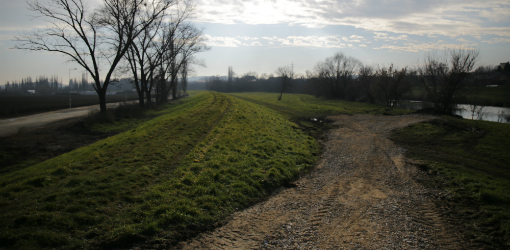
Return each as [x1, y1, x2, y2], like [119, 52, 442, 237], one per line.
[173, 114, 474, 249]
[0, 101, 136, 137]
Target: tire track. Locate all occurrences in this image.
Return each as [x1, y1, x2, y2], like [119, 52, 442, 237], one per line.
[167, 91, 230, 165]
[173, 114, 474, 250]
[192, 94, 235, 162]
[410, 202, 465, 249]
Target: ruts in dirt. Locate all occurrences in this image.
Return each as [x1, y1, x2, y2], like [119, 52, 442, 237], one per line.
[174, 114, 475, 250]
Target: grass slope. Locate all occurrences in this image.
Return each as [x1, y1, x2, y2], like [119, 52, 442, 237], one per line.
[464, 85, 510, 107]
[230, 92, 413, 118]
[391, 117, 510, 246]
[0, 91, 319, 249]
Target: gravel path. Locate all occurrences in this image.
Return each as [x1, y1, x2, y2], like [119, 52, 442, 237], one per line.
[0, 101, 140, 137]
[173, 114, 472, 249]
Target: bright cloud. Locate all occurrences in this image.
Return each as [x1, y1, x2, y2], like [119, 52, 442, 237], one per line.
[194, 0, 510, 38]
[204, 33, 484, 52]
[482, 37, 510, 44]
[203, 35, 242, 47]
[375, 41, 479, 53]
[277, 35, 347, 48]
[343, 35, 365, 43]
[374, 32, 408, 41]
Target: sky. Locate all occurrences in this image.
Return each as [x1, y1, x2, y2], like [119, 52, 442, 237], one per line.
[1, 0, 510, 85]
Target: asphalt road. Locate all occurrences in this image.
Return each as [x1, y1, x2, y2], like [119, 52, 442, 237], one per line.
[0, 102, 134, 137]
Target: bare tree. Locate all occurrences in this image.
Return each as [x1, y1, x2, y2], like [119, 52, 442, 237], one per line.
[157, 21, 208, 102]
[275, 65, 293, 101]
[180, 58, 188, 95]
[418, 48, 479, 115]
[313, 52, 362, 99]
[228, 66, 234, 83]
[15, 0, 171, 113]
[358, 65, 376, 103]
[227, 66, 234, 92]
[374, 64, 412, 107]
[124, 7, 167, 107]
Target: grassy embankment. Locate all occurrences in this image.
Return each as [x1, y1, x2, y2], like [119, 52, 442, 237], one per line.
[0, 98, 184, 175]
[464, 85, 510, 107]
[230, 92, 413, 117]
[0, 91, 320, 249]
[230, 92, 414, 138]
[391, 117, 510, 246]
[0, 94, 139, 119]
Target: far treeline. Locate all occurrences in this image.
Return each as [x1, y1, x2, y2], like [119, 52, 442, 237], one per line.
[3, 72, 97, 94]
[206, 50, 510, 115]
[14, 0, 208, 114]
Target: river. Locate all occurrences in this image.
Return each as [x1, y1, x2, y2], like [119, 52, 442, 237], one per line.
[399, 101, 510, 123]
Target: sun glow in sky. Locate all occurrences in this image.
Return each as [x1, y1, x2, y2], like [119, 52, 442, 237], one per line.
[1, 0, 509, 84]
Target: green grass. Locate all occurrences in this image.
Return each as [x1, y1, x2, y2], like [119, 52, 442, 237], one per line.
[464, 85, 510, 107]
[88, 91, 205, 133]
[230, 92, 413, 118]
[391, 117, 510, 246]
[407, 85, 510, 107]
[0, 94, 140, 119]
[0, 91, 319, 249]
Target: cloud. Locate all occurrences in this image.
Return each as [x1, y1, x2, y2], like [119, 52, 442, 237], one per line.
[0, 0, 104, 31]
[374, 32, 408, 41]
[193, 0, 510, 38]
[203, 35, 242, 47]
[456, 38, 472, 42]
[236, 36, 259, 41]
[350, 35, 364, 39]
[264, 35, 346, 48]
[204, 33, 481, 51]
[375, 41, 479, 53]
[204, 34, 350, 48]
[342, 35, 365, 43]
[482, 37, 510, 44]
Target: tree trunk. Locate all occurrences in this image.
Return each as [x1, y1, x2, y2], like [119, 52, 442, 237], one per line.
[172, 78, 177, 100]
[138, 91, 144, 107]
[98, 90, 107, 114]
[146, 91, 152, 107]
[159, 74, 167, 103]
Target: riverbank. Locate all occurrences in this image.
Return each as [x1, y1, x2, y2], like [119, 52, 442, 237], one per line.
[391, 116, 510, 247]
[405, 85, 510, 108]
[399, 101, 510, 123]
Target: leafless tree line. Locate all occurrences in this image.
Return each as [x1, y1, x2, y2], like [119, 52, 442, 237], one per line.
[4, 76, 63, 94]
[208, 48, 479, 115]
[15, 0, 208, 113]
[307, 49, 478, 115]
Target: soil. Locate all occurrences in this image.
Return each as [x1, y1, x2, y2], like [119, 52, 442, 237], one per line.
[1, 113, 491, 249]
[172, 114, 485, 250]
[0, 117, 114, 174]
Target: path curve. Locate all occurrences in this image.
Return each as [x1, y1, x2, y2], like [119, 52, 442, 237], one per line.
[0, 101, 136, 137]
[173, 114, 472, 249]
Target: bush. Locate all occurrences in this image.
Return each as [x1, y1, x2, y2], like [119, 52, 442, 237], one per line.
[87, 103, 145, 124]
